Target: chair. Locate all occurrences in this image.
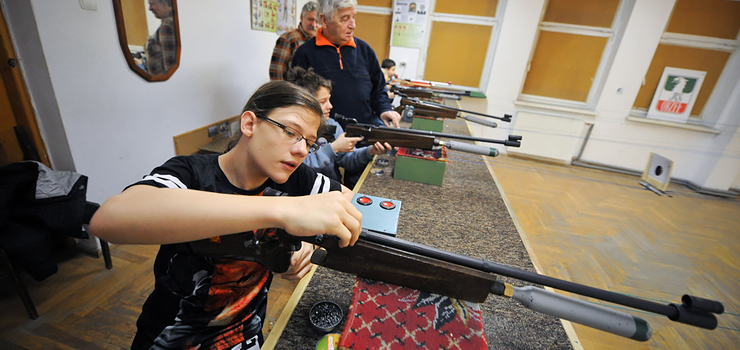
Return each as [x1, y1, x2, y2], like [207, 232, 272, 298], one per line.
[0, 201, 112, 320]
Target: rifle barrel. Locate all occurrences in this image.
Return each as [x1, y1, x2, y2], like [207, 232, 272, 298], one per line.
[413, 99, 512, 122]
[356, 229, 721, 330]
[368, 124, 521, 147]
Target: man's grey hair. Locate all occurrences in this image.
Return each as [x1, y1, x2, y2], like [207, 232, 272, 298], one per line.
[317, 0, 356, 23]
[301, 1, 318, 19]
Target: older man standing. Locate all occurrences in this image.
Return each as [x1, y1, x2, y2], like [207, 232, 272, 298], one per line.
[145, 0, 176, 75]
[291, 0, 401, 127]
[269, 1, 319, 81]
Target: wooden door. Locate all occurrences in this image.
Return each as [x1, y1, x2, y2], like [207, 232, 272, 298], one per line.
[0, 10, 48, 167]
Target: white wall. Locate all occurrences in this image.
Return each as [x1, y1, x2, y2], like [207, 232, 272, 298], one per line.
[469, 0, 740, 192]
[4, 0, 282, 203]
[4, 0, 740, 203]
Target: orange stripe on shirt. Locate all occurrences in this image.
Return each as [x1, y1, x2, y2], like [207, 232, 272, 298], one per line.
[316, 29, 356, 70]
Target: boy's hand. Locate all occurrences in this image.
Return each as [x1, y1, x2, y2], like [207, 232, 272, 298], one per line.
[332, 133, 363, 153]
[368, 141, 392, 156]
[282, 191, 362, 248]
[280, 243, 314, 280]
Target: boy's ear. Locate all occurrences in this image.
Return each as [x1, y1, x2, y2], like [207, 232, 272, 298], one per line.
[241, 111, 257, 137]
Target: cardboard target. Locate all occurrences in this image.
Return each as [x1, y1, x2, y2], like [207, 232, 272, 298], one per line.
[641, 152, 673, 191]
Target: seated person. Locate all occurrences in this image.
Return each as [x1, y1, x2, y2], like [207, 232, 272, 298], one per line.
[287, 66, 391, 189]
[89, 81, 362, 350]
[381, 58, 401, 98]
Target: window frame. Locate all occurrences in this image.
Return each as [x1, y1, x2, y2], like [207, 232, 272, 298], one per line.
[629, 31, 740, 126]
[518, 0, 634, 110]
[415, 0, 504, 92]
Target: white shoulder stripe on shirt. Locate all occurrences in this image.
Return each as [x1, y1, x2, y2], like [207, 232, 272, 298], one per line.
[310, 173, 331, 195]
[142, 174, 188, 189]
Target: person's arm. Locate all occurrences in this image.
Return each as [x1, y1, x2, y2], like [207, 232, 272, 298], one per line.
[89, 184, 362, 248]
[160, 19, 177, 72]
[364, 44, 398, 127]
[269, 36, 291, 81]
[303, 142, 336, 171]
[281, 184, 355, 280]
[336, 141, 391, 174]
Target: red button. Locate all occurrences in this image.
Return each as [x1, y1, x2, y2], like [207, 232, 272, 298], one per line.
[356, 196, 373, 206]
[380, 201, 396, 210]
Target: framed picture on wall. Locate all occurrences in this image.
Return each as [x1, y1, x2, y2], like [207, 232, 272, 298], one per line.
[646, 67, 705, 123]
[252, 0, 278, 32]
[276, 0, 296, 35]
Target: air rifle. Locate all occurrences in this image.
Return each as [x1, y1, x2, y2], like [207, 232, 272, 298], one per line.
[185, 197, 725, 342]
[391, 93, 512, 128]
[390, 84, 468, 100]
[336, 115, 521, 157]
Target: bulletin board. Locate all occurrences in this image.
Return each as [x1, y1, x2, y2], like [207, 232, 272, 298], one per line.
[252, 0, 278, 32]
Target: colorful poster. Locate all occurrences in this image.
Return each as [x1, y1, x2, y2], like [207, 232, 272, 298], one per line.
[276, 0, 296, 35]
[647, 67, 705, 123]
[252, 0, 278, 32]
[392, 1, 429, 48]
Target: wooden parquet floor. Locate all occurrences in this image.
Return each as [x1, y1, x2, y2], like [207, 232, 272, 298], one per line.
[0, 155, 738, 349]
[486, 155, 740, 350]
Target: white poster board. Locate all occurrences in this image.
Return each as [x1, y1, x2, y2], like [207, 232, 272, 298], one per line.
[646, 67, 705, 123]
[391, 1, 429, 49]
[276, 0, 296, 35]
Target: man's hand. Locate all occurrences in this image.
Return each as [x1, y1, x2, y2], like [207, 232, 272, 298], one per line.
[331, 133, 363, 153]
[380, 110, 402, 128]
[368, 141, 392, 156]
[280, 243, 314, 280]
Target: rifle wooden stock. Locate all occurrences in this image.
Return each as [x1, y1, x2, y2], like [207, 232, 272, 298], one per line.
[393, 87, 434, 98]
[345, 124, 436, 149]
[310, 234, 496, 303]
[395, 98, 459, 119]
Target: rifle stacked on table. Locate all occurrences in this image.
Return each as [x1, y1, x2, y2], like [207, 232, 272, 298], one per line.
[185, 188, 726, 342]
[390, 84, 511, 128]
[335, 114, 521, 157]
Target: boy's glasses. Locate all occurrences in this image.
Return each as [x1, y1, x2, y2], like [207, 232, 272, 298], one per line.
[259, 116, 320, 154]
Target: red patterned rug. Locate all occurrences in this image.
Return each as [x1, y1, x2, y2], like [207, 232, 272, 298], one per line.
[338, 277, 488, 350]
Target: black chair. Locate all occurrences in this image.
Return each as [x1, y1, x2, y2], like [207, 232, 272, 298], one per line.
[0, 201, 112, 320]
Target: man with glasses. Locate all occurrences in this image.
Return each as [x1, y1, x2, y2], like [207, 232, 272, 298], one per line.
[90, 81, 362, 350]
[291, 0, 402, 128]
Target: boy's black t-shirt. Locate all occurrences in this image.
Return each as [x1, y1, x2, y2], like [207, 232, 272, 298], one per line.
[129, 154, 341, 350]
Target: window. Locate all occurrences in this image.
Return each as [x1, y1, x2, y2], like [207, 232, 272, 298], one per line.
[423, 0, 499, 89]
[632, 0, 740, 122]
[520, 0, 623, 107]
[356, 0, 394, 62]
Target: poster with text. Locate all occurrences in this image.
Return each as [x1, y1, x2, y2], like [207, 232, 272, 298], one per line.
[647, 67, 705, 123]
[252, 0, 278, 32]
[276, 0, 296, 35]
[392, 1, 429, 48]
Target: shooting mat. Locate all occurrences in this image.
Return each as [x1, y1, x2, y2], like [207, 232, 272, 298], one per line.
[274, 118, 572, 350]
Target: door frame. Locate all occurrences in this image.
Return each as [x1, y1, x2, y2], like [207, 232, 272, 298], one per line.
[0, 8, 49, 166]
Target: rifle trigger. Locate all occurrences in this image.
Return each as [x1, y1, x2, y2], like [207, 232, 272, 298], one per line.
[310, 248, 328, 264]
[243, 238, 256, 249]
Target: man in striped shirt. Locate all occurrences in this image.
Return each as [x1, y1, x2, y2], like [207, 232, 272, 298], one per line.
[269, 1, 319, 81]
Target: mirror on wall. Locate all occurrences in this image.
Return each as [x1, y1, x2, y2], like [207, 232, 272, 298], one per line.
[112, 0, 181, 81]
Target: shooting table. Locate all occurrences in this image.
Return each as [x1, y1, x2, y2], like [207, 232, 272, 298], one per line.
[266, 115, 573, 349]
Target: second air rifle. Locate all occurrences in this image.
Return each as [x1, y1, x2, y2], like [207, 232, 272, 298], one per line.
[391, 89, 512, 128]
[336, 115, 521, 157]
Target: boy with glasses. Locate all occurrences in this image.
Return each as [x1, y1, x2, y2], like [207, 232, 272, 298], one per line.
[90, 81, 362, 350]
